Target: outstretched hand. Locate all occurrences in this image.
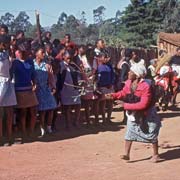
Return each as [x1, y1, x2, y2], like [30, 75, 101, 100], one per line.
[105, 93, 113, 100]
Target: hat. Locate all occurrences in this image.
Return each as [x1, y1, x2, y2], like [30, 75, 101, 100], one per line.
[130, 63, 147, 78]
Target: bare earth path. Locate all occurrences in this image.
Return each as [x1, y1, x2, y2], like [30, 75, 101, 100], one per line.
[0, 96, 180, 180]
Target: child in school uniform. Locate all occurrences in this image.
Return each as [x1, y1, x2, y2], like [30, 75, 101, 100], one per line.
[0, 34, 17, 145]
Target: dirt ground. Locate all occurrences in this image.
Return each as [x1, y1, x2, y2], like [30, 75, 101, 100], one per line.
[0, 95, 180, 180]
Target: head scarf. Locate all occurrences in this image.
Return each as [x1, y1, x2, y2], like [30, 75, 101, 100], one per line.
[130, 63, 147, 78]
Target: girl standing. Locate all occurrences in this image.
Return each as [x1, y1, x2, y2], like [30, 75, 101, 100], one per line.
[0, 34, 17, 145]
[11, 49, 38, 141]
[33, 48, 57, 136]
[57, 50, 81, 129]
[96, 52, 114, 124]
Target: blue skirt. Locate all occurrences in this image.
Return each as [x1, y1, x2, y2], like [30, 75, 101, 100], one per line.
[0, 80, 17, 107]
[36, 86, 57, 111]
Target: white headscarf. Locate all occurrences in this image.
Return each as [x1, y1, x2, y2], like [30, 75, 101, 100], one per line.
[130, 63, 147, 78]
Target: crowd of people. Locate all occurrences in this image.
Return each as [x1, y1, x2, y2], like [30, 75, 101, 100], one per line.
[0, 24, 180, 162]
[0, 25, 116, 146]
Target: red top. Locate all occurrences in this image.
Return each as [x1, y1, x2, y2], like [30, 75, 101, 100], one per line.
[55, 54, 63, 61]
[112, 79, 151, 110]
[61, 40, 76, 50]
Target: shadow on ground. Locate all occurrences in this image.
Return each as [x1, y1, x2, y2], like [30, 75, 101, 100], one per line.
[160, 145, 180, 161]
[39, 121, 124, 143]
[122, 145, 180, 163]
[12, 114, 125, 145]
[158, 105, 180, 120]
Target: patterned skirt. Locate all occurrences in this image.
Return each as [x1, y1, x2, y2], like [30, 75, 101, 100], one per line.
[125, 107, 161, 143]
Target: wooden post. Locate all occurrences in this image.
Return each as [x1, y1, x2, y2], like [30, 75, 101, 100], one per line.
[157, 33, 160, 58]
[35, 10, 42, 46]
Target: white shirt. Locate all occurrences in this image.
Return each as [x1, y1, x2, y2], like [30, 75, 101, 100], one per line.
[130, 59, 145, 67]
[93, 48, 101, 70]
[78, 55, 91, 70]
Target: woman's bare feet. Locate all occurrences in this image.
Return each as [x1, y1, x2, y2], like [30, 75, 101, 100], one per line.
[151, 155, 163, 163]
[120, 155, 130, 161]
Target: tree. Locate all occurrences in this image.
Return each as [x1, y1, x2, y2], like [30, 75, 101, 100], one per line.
[115, 10, 123, 24]
[85, 24, 99, 44]
[57, 12, 68, 26]
[93, 6, 106, 24]
[51, 12, 68, 39]
[120, 0, 165, 47]
[51, 23, 62, 39]
[52, 14, 81, 43]
[0, 12, 14, 33]
[63, 15, 81, 42]
[159, 0, 180, 33]
[79, 11, 87, 25]
[25, 25, 36, 38]
[13, 11, 32, 32]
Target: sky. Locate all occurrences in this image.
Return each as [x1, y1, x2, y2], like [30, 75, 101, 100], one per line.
[0, 0, 130, 26]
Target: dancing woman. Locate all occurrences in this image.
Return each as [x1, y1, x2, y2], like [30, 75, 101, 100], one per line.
[107, 64, 161, 163]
